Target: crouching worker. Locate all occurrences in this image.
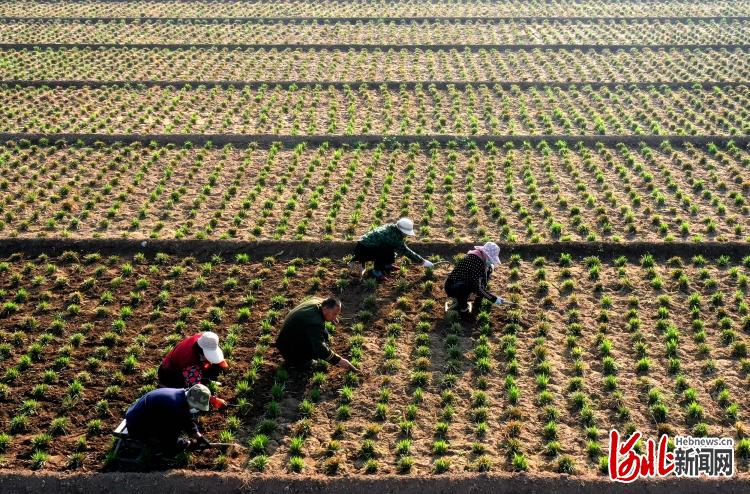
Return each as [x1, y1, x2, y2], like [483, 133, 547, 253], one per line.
[444, 241, 506, 322]
[125, 384, 212, 455]
[349, 217, 434, 281]
[275, 296, 357, 372]
[157, 331, 228, 410]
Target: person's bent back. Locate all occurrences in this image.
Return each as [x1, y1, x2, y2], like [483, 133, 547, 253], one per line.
[125, 384, 210, 454]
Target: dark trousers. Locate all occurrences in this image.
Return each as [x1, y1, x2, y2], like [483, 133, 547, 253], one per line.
[126, 422, 181, 455]
[276, 341, 312, 369]
[444, 279, 480, 313]
[353, 242, 396, 271]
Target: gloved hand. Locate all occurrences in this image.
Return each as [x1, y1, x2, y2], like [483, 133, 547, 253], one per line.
[194, 435, 211, 449]
[422, 260, 434, 269]
[209, 396, 227, 410]
[494, 297, 505, 306]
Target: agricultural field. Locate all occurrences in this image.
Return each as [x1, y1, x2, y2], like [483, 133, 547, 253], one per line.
[0, 0, 749, 489]
[0, 251, 750, 475]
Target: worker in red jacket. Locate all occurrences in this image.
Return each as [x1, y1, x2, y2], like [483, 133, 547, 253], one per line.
[158, 331, 228, 410]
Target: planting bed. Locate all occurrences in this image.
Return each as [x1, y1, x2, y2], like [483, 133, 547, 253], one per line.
[2, 19, 750, 46]
[0, 140, 748, 243]
[0, 249, 749, 477]
[2, 84, 750, 136]
[1, 47, 747, 83]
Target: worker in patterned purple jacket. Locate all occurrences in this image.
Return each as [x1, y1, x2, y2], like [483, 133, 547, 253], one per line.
[444, 242, 506, 322]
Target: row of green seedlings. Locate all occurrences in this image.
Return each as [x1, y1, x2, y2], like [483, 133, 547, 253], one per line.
[522, 142, 570, 242]
[218, 144, 268, 238]
[244, 258, 298, 471]
[548, 253, 599, 474]
[264, 142, 319, 239]
[378, 143, 422, 232]
[494, 254, 530, 472]
[502, 145, 537, 242]
[281, 261, 353, 473]
[247, 142, 287, 238]
[394, 271, 438, 473]
[497, 255, 530, 471]
[0, 253, 123, 469]
[355, 278, 415, 474]
[426, 292, 463, 474]
[462, 144, 492, 240]
[439, 146, 459, 240]
[463, 297, 497, 472]
[481, 142, 516, 242]
[316, 320, 364, 474]
[176, 143, 231, 240]
[361, 275, 412, 474]
[589, 259, 636, 474]
[320, 147, 364, 240]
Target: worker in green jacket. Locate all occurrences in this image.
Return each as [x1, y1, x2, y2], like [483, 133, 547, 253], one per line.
[275, 297, 357, 371]
[349, 217, 433, 280]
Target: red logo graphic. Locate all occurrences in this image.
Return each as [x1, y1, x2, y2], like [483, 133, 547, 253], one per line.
[609, 429, 675, 482]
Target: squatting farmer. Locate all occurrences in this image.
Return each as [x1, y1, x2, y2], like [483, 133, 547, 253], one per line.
[157, 331, 228, 410]
[275, 296, 358, 372]
[124, 384, 212, 455]
[349, 217, 434, 281]
[444, 241, 507, 322]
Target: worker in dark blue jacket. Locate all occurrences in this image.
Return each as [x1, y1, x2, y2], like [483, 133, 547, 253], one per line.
[125, 384, 211, 454]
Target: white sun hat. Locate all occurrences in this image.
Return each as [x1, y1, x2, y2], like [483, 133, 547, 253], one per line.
[396, 217, 416, 236]
[197, 331, 224, 364]
[474, 241, 501, 266]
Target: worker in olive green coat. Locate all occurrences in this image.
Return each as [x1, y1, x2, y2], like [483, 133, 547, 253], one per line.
[275, 296, 357, 371]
